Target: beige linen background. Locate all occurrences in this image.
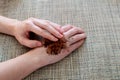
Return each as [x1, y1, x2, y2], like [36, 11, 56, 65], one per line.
[0, 0, 120, 80]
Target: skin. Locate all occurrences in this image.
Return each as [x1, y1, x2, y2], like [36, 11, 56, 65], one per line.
[0, 16, 86, 80]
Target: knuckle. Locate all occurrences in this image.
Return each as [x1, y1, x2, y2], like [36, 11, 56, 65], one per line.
[43, 20, 49, 23]
[66, 48, 71, 53]
[23, 21, 32, 27]
[39, 29, 43, 34]
[66, 24, 73, 28]
[43, 23, 49, 28]
[28, 17, 36, 22]
[41, 20, 50, 27]
[28, 17, 34, 21]
[44, 20, 49, 23]
[74, 27, 79, 32]
[44, 21, 49, 25]
[74, 27, 84, 33]
[64, 35, 69, 41]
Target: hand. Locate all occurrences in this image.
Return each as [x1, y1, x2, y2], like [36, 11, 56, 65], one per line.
[28, 25, 86, 66]
[13, 18, 63, 48]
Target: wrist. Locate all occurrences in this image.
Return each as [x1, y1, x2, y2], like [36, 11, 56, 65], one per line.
[0, 49, 48, 80]
[26, 48, 48, 68]
[0, 16, 21, 36]
[9, 19, 21, 36]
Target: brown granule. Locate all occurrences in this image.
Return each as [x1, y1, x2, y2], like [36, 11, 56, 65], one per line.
[42, 37, 67, 55]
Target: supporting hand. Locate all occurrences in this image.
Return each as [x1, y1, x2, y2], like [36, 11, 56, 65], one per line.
[13, 18, 63, 48]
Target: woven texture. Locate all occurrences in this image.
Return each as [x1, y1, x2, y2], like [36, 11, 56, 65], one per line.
[0, 0, 120, 80]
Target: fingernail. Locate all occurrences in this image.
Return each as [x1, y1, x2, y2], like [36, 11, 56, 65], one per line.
[37, 42, 41, 46]
[53, 38, 58, 41]
[58, 34, 63, 38]
[60, 29, 64, 33]
[61, 34, 63, 38]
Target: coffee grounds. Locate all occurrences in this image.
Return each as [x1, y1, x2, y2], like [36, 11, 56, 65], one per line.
[43, 37, 67, 55]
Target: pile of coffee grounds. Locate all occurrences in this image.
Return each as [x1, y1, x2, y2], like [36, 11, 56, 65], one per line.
[43, 37, 67, 55]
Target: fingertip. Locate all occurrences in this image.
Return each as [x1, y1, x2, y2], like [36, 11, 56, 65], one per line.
[36, 42, 42, 46]
[60, 29, 64, 33]
[81, 33, 87, 39]
[81, 33, 87, 40]
[51, 37, 58, 41]
[84, 33, 87, 38]
[29, 41, 42, 48]
[54, 38, 58, 41]
[59, 34, 63, 38]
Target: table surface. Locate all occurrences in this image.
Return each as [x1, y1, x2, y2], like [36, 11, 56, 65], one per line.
[0, 0, 120, 80]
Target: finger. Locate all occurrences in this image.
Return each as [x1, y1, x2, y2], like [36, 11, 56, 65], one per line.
[30, 25, 58, 41]
[62, 39, 85, 55]
[68, 39, 85, 52]
[49, 21, 62, 33]
[45, 24, 63, 38]
[61, 25, 73, 32]
[20, 37, 42, 48]
[69, 33, 86, 45]
[54, 39, 85, 59]
[63, 27, 84, 39]
[32, 19, 63, 38]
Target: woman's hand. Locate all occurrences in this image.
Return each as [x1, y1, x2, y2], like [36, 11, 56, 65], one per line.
[0, 25, 86, 80]
[13, 18, 63, 48]
[29, 25, 86, 66]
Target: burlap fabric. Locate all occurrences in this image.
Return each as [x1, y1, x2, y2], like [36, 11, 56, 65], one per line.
[0, 0, 120, 80]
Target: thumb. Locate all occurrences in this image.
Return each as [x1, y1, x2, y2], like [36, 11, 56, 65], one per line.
[20, 37, 42, 48]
